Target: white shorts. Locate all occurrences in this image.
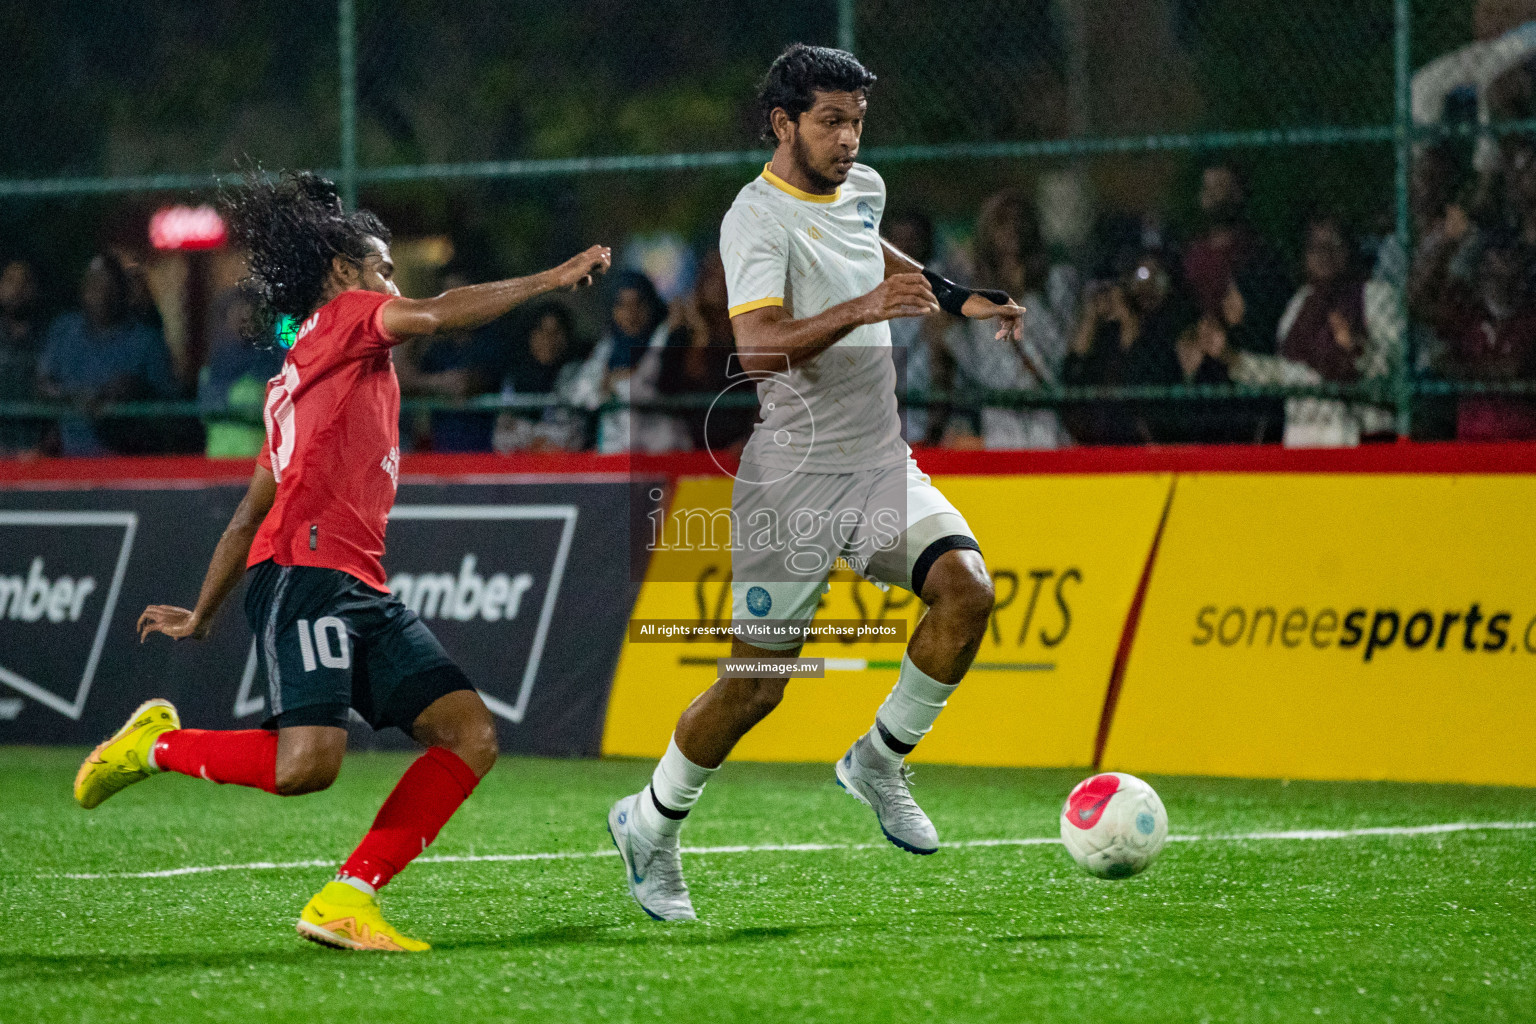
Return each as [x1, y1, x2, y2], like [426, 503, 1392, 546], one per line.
[729, 456, 977, 650]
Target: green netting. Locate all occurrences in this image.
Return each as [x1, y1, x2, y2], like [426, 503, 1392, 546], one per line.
[5, 0, 1536, 442]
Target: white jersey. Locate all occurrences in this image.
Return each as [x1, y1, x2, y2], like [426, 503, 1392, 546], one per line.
[719, 162, 908, 475]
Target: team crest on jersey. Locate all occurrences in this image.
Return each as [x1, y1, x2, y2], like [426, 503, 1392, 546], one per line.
[746, 586, 772, 617]
[856, 201, 875, 229]
[381, 446, 400, 487]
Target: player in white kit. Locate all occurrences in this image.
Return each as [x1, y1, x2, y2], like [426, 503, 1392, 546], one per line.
[608, 44, 1027, 921]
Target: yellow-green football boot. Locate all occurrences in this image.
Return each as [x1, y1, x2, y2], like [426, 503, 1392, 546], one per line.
[73, 699, 179, 809]
[296, 881, 430, 952]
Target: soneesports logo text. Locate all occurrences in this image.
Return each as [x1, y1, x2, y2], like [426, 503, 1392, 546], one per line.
[1190, 602, 1536, 662]
[388, 555, 534, 622]
[0, 558, 98, 623]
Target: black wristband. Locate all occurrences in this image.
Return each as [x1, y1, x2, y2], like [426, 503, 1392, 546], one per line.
[921, 268, 974, 317]
[921, 270, 1013, 316]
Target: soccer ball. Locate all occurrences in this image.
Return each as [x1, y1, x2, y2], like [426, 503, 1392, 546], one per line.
[1059, 772, 1168, 879]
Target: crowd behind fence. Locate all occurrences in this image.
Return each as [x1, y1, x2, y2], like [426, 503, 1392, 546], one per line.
[5, 1, 1536, 457]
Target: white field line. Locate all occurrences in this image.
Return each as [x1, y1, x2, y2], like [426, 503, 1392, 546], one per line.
[48, 820, 1536, 881]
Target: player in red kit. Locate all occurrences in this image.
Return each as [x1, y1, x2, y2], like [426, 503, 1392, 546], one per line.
[73, 171, 610, 951]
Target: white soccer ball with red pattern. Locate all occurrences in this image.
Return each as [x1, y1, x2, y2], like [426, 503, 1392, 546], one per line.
[1059, 772, 1168, 879]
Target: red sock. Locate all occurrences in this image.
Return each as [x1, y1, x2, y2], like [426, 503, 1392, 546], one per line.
[152, 729, 279, 794]
[339, 746, 480, 890]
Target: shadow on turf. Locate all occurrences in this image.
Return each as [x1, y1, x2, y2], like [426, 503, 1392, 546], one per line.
[0, 924, 822, 979]
[431, 922, 822, 952]
[0, 949, 324, 982]
[1, 922, 831, 980]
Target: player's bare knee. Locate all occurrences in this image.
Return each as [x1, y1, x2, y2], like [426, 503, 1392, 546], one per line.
[958, 570, 996, 626]
[273, 726, 346, 795]
[275, 759, 340, 796]
[451, 712, 499, 778]
[411, 687, 498, 776]
[933, 558, 994, 633]
[424, 705, 498, 778]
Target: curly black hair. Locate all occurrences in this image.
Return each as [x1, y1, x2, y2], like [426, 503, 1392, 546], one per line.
[222, 170, 391, 343]
[756, 44, 876, 140]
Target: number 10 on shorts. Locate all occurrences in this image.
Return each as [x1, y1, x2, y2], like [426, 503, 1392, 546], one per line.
[296, 616, 351, 672]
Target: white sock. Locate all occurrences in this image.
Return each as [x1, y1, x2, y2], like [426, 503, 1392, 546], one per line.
[636, 735, 716, 838]
[336, 874, 376, 897]
[868, 652, 953, 762]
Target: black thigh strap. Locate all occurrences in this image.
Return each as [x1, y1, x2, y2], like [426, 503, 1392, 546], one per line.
[912, 535, 982, 600]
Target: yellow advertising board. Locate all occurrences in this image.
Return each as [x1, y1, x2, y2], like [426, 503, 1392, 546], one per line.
[1104, 474, 1536, 786]
[602, 473, 1171, 767]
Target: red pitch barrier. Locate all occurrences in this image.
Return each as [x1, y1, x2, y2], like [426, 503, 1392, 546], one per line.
[5, 439, 1536, 487]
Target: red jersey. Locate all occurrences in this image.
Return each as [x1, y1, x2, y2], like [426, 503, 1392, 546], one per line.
[249, 290, 402, 591]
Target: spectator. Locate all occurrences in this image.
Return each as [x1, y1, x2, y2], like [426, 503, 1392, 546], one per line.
[1208, 315, 1332, 447]
[1416, 215, 1536, 439]
[198, 288, 284, 457]
[1374, 142, 1468, 289]
[1412, 18, 1536, 192]
[38, 253, 178, 456]
[0, 259, 45, 456]
[1406, 152, 1486, 397]
[880, 208, 946, 444]
[1183, 162, 1291, 354]
[395, 270, 508, 453]
[492, 301, 586, 453]
[656, 250, 754, 454]
[1162, 317, 1252, 444]
[1064, 248, 1196, 444]
[569, 269, 689, 453]
[942, 190, 1075, 449]
[1064, 247, 1260, 445]
[121, 255, 166, 331]
[1191, 281, 1340, 446]
[1502, 138, 1536, 248]
[1276, 213, 1401, 442]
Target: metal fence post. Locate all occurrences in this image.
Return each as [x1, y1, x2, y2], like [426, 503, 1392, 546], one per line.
[339, 0, 358, 210]
[838, 0, 856, 53]
[1393, 0, 1413, 437]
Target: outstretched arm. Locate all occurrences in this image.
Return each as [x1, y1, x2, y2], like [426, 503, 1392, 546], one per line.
[880, 237, 1026, 344]
[138, 464, 277, 642]
[381, 245, 612, 340]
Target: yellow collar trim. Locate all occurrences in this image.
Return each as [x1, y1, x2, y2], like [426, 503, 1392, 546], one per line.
[761, 163, 841, 204]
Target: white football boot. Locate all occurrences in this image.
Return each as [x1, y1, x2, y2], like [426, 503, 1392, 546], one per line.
[835, 733, 940, 855]
[606, 793, 697, 921]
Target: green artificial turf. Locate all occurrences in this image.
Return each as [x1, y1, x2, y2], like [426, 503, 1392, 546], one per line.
[1, 747, 1533, 1023]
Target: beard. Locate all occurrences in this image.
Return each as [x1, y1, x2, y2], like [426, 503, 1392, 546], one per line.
[792, 133, 846, 192]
